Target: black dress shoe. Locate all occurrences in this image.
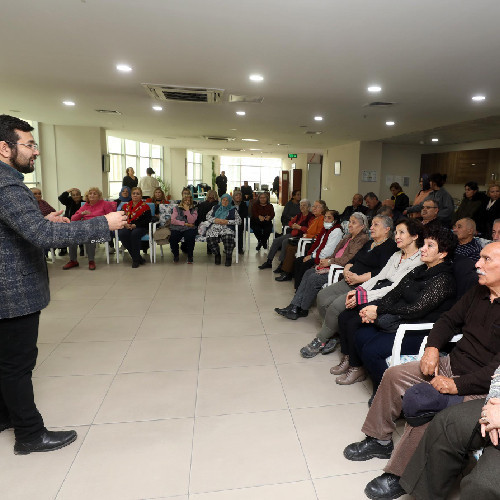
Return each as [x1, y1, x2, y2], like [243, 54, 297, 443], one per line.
[275, 273, 292, 282]
[364, 473, 405, 500]
[215, 254, 221, 265]
[274, 304, 293, 316]
[139, 257, 146, 265]
[273, 265, 283, 274]
[225, 257, 232, 267]
[14, 430, 77, 455]
[0, 421, 12, 432]
[258, 261, 273, 270]
[343, 436, 393, 461]
[256, 244, 262, 251]
[132, 261, 140, 268]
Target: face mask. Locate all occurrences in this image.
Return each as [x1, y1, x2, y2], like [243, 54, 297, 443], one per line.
[324, 222, 334, 229]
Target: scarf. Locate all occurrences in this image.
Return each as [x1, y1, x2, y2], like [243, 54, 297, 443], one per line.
[118, 186, 132, 202]
[123, 200, 149, 223]
[214, 194, 233, 219]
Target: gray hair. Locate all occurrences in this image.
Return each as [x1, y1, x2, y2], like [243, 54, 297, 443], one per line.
[300, 198, 311, 208]
[373, 214, 394, 236]
[494, 219, 500, 226]
[350, 212, 369, 232]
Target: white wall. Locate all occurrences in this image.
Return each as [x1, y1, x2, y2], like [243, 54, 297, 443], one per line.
[170, 148, 187, 200]
[358, 142, 383, 198]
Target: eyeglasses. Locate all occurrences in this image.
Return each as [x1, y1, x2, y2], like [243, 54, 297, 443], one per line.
[6, 141, 40, 151]
[422, 205, 437, 210]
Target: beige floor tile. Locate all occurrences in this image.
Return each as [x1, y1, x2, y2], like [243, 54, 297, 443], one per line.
[136, 313, 203, 339]
[64, 316, 143, 342]
[0, 426, 90, 500]
[57, 419, 193, 500]
[34, 341, 130, 376]
[259, 311, 321, 335]
[199, 336, 274, 369]
[35, 343, 58, 370]
[38, 316, 82, 343]
[34, 375, 113, 426]
[50, 284, 113, 301]
[201, 313, 264, 337]
[105, 282, 160, 298]
[292, 404, 386, 478]
[196, 365, 287, 416]
[43, 299, 98, 319]
[203, 300, 258, 315]
[90, 298, 152, 317]
[190, 411, 309, 493]
[277, 362, 370, 408]
[190, 480, 317, 500]
[148, 295, 205, 315]
[119, 338, 201, 372]
[95, 370, 198, 423]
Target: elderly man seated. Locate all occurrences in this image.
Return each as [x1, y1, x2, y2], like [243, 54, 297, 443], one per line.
[492, 218, 500, 242]
[420, 199, 442, 229]
[343, 242, 500, 499]
[364, 192, 382, 223]
[453, 217, 482, 261]
[340, 193, 367, 222]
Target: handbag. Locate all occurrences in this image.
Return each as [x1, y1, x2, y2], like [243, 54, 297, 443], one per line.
[153, 227, 171, 245]
[375, 313, 403, 333]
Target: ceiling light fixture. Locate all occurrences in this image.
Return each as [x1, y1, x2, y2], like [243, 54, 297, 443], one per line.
[249, 148, 261, 151]
[116, 64, 132, 72]
[431, 138, 439, 142]
[472, 95, 486, 101]
[385, 121, 395, 126]
[63, 101, 75, 106]
[368, 85, 382, 92]
[236, 111, 246, 116]
[152, 105, 163, 111]
[314, 116, 323, 121]
[249, 74, 264, 82]
[242, 138, 258, 142]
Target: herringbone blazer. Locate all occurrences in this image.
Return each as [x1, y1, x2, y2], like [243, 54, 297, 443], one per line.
[0, 160, 110, 319]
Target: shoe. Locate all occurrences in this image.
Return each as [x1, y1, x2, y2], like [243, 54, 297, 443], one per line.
[238, 249, 244, 255]
[330, 355, 350, 375]
[173, 255, 179, 263]
[109, 247, 116, 254]
[225, 257, 232, 267]
[284, 306, 307, 320]
[343, 436, 393, 461]
[59, 249, 67, 256]
[258, 261, 273, 270]
[274, 304, 293, 316]
[0, 421, 12, 433]
[132, 261, 140, 268]
[139, 257, 146, 265]
[256, 244, 262, 251]
[275, 273, 292, 282]
[14, 430, 77, 455]
[187, 258, 193, 264]
[273, 264, 283, 274]
[62, 260, 79, 270]
[336, 366, 367, 385]
[263, 240, 268, 249]
[88, 261, 96, 271]
[321, 338, 338, 355]
[215, 254, 221, 265]
[300, 338, 325, 358]
[364, 473, 405, 500]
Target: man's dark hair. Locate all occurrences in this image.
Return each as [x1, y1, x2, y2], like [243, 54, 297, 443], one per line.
[364, 192, 379, 201]
[465, 181, 478, 191]
[0, 115, 34, 145]
[396, 218, 425, 248]
[429, 173, 447, 188]
[423, 226, 458, 260]
[291, 189, 300, 197]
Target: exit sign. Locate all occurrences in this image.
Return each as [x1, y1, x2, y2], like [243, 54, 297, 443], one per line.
[288, 153, 297, 158]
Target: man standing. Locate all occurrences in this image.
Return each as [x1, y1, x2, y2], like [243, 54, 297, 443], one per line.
[0, 115, 126, 455]
[215, 170, 228, 197]
[138, 167, 159, 199]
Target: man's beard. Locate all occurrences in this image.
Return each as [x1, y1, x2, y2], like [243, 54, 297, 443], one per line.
[10, 149, 34, 174]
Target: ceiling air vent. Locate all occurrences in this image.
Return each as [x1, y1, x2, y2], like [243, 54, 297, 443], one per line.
[363, 101, 396, 108]
[228, 94, 264, 103]
[95, 109, 122, 115]
[203, 136, 236, 141]
[143, 84, 224, 103]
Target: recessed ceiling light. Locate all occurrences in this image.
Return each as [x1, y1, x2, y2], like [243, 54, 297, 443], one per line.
[116, 64, 132, 72]
[472, 95, 486, 101]
[236, 111, 246, 116]
[249, 74, 264, 82]
[431, 138, 439, 142]
[242, 138, 258, 142]
[385, 121, 395, 126]
[229, 128, 237, 131]
[63, 101, 75, 106]
[152, 105, 163, 111]
[368, 85, 382, 92]
[314, 116, 323, 121]
[249, 148, 261, 151]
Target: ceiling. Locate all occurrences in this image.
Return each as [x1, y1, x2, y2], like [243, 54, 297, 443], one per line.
[2, 0, 500, 154]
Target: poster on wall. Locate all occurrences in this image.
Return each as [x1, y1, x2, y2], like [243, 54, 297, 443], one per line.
[362, 170, 377, 182]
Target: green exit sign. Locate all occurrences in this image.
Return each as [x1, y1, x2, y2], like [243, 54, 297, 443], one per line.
[288, 153, 297, 159]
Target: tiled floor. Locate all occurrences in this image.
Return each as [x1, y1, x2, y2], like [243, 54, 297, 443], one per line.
[1, 229, 415, 500]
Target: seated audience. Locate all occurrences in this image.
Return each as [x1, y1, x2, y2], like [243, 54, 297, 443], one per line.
[114, 186, 132, 205]
[480, 183, 500, 238]
[364, 192, 382, 222]
[181, 187, 197, 207]
[196, 189, 218, 226]
[453, 217, 482, 261]
[340, 193, 367, 222]
[305, 214, 397, 354]
[452, 181, 488, 226]
[206, 194, 241, 266]
[419, 199, 442, 230]
[63, 187, 116, 271]
[169, 192, 197, 264]
[259, 199, 313, 272]
[325, 219, 424, 365]
[400, 364, 500, 500]
[251, 192, 275, 250]
[349, 226, 457, 391]
[232, 190, 248, 254]
[58, 187, 83, 256]
[408, 175, 432, 219]
[493, 218, 500, 242]
[342, 242, 500, 500]
[280, 190, 301, 228]
[240, 180, 253, 201]
[275, 200, 327, 281]
[118, 187, 152, 268]
[30, 187, 55, 216]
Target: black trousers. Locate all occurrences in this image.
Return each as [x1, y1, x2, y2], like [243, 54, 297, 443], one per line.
[293, 257, 316, 289]
[0, 311, 45, 442]
[237, 223, 244, 252]
[251, 220, 273, 245]
[401, 398, 499, 500]
[170, 228, 197, 260]
[338, 307, 364, 365]
[118, 227, 148, 263]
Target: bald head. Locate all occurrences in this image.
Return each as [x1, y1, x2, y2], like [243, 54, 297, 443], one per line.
[476, 242, 500, 291]
[453, 218, 475, 244]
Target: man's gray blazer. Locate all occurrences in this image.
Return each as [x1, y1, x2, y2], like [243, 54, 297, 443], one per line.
[0, 160, 110, 319]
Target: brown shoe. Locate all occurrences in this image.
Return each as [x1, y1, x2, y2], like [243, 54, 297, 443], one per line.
[62, 260, 79, 270]
[330, 354, 349, 375]
[336, 366, 367, 385]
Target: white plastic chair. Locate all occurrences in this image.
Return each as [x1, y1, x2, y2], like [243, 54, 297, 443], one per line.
[327, 264, 344, 285]
[296, 237, 313, 257]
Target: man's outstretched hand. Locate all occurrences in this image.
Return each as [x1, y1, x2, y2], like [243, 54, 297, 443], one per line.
[105, 211, 127, 231]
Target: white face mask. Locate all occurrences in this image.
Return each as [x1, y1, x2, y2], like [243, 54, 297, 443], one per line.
[324, 222, 334, 229]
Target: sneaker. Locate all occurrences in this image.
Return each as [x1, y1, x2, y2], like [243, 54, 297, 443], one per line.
[258, 261, 273, 270]
[300, 338, 325, 358]
[321, 338, 338, 355]
[88, 261, 96, 271]
[62, 260, 79, 270]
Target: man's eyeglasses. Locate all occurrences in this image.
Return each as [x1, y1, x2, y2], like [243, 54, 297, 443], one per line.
[422, 205, 437, 210]
[5, 141, 40, 151]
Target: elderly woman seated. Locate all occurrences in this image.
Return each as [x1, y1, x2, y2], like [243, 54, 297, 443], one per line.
[299, 213, 397, 356]
[63, 187, 116, 271]
[118, 187, 152, 268]
[259, 199, 314, 271]
[206, 194, 242, 266]
[170, 191, 198, 263]
[30, 188, 55, 216]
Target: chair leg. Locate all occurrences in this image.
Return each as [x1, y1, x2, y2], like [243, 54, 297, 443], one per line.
[105, 242, 110, 264]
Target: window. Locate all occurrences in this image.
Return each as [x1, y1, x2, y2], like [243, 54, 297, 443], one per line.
[187, 150, 202, 186]
[107, 136, 163, 199]
[220, 156, 281, 193]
